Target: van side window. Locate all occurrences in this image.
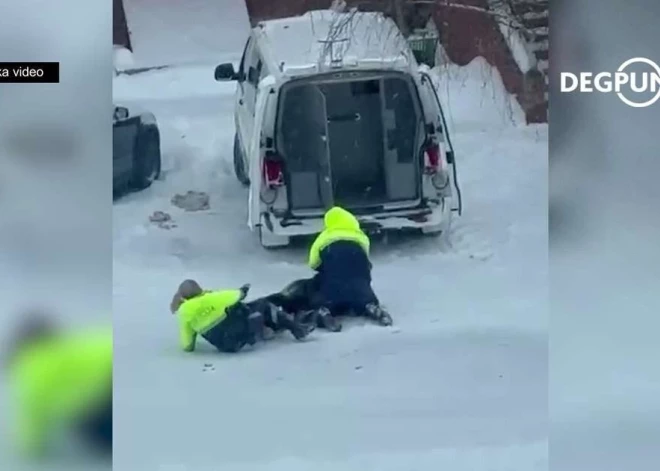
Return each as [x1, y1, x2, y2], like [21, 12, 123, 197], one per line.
[384, 77, 419, 164]
[238, 38, 252, 80]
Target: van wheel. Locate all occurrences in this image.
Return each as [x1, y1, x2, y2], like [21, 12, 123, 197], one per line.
[259, 226, 290, 249]
[233, 134, 250, 186]
[132, 124, 161, 190]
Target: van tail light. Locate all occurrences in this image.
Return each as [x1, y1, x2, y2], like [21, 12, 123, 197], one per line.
[262, 152, 284, 187]
[424, 142, 441, 174]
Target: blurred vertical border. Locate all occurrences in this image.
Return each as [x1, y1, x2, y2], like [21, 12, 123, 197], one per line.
[551, 0, 660, 470]
[0, 1, 112, 469]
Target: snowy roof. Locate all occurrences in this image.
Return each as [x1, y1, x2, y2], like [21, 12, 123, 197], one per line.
[254, 10, 416, 78]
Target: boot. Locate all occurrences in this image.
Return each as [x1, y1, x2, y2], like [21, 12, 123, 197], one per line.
[365, 303, 393, 326]
[316, 307, 342, 332]
[275, 309, 314, 340]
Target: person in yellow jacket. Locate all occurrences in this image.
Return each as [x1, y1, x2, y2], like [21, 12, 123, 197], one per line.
[306, 206, 393, 332]
[6, 313, 112, 459]
[170, 279, 311, 352]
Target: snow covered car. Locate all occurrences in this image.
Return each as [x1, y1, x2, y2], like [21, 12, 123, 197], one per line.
[112, 104, 161, 195]
[214, 10, 461, 248]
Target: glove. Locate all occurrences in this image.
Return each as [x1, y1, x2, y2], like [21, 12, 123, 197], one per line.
[239, 283, 251, 300]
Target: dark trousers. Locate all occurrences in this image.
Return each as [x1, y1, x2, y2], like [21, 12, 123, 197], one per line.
[261, 275, 379, 318]
[312, 240, 379, 315]
[254, 278, 318, 323]
[201, 303, 257, 353]
[75, 392, 112, 455]
[311, 277, 379, 316]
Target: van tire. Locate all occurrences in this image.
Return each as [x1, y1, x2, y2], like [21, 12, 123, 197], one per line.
[233, 134, 250, 186]
[132, 124, 161, 190]
[259, 226, 290, 249]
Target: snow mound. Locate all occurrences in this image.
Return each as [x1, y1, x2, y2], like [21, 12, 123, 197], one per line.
[113, 64, 233, 102]
[113, 45, 135, 73]
[123, 0, 250, 69]
[431, 56, 526, 131]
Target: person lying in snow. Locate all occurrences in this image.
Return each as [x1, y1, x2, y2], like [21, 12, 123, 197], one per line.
[5, 312, 112, 459]
[304, 206, 393, 332]
[169, 279, 312, 353]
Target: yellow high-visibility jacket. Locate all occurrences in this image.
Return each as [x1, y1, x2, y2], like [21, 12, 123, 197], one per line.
[176, 290, 242, 351]
[308, 206, 370, 270]
[9, 328, 112, 457]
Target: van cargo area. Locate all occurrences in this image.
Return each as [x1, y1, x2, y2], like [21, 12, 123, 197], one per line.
[276, 71, 423, 214]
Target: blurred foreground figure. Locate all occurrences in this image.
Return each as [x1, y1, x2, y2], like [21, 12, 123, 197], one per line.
[5, 312, 112, 459]
[170, 280, 312, 353]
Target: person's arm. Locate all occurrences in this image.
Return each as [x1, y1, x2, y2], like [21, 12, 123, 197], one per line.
[178, 317, 197, 352]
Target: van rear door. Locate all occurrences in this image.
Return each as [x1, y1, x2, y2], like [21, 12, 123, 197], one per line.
[418, 70, 461, 210]
[276, 82, 333, 213]
[276, 72, 424, 215]
[247, 76, 278, 230]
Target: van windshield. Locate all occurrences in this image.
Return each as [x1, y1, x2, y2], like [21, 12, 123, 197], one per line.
[276, 72, 423, 212]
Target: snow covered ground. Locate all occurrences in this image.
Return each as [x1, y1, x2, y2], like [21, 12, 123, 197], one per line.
[112, 51, 548, 468]
[113, 3, 547, 468]
[120, 0, 251, 70]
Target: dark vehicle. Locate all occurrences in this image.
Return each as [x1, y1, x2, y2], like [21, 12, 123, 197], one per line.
[113, 105, 161, 196]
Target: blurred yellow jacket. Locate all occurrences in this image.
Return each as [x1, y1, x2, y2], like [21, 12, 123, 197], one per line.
[177, 289, 243, 352]
[9, 328, 112, 457]
[308, 206, 370, 270]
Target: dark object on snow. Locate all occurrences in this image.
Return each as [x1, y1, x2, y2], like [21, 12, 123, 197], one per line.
[201, 303, 262, 353]
[171, 191, 210, 212]
[244, 297, 313, 341]
[203, 300, 312, 353]
[252, 269, 392, 332]
[113, 104, 161, 197]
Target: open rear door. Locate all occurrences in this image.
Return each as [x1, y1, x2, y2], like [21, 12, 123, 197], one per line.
[418, 69, 462, 214]
[247, 76, 276, 230]
[277, 83, 333, 212]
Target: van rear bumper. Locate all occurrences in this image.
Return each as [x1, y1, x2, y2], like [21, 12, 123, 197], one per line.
[261, 200, 450, 237]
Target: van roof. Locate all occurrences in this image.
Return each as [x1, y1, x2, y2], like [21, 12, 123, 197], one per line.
[254, 10, 417, 79]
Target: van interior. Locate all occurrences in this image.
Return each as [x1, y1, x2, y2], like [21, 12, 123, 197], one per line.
[276, 72, 423, 213]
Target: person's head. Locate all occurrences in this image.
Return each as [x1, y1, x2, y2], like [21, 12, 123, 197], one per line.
[170, 279, 203, 314]
[4, 309, 59, 368]
[324, 206, 360, 232]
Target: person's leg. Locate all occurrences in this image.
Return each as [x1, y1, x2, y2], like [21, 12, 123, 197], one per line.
[363, 303, 393, 326]
[308, 286, 342, 332]
[201, 315, 249, 353]
[351, 282, 393, 326]
[225, 303, 263, 346]
[245, 300, 313, 340]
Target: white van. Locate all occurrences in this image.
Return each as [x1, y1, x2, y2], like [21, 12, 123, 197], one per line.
[215, 9, 462, 248]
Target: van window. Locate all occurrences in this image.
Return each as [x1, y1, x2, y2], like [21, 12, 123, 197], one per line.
[383, 77, 419, 164]
[238, 38, 252, 80]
